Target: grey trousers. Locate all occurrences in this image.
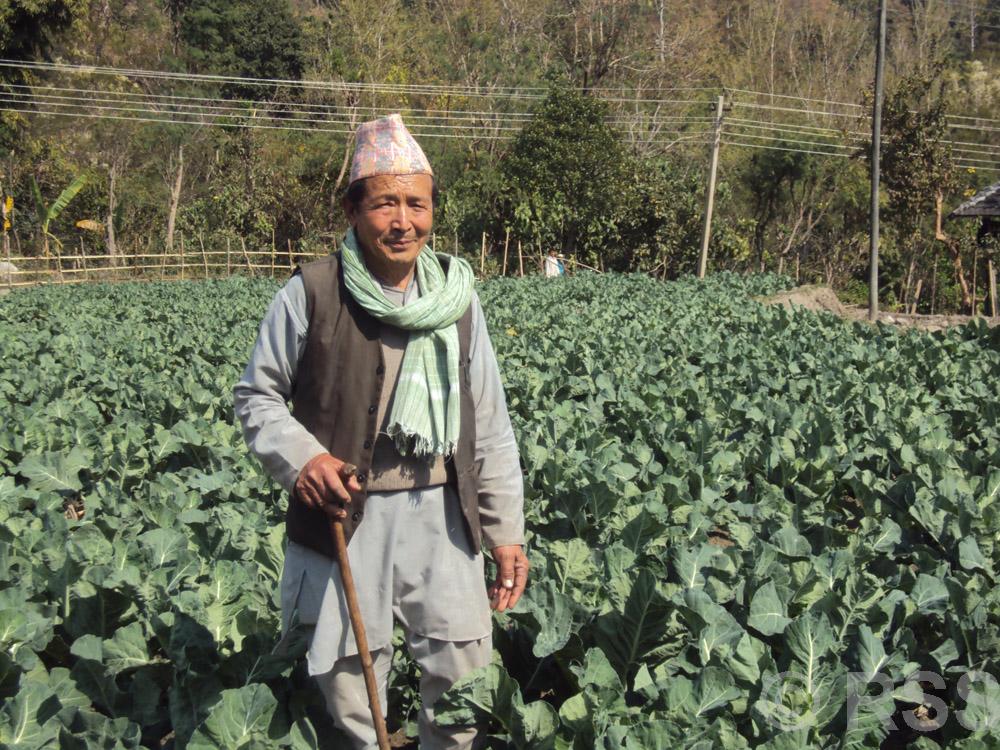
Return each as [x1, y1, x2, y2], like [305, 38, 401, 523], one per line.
[313, 629, 492, 749]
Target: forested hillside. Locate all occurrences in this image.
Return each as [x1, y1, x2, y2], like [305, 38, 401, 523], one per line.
[3, 0, 999, 312]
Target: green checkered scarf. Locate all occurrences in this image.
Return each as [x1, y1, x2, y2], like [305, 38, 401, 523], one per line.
[340, 228, 474, 458]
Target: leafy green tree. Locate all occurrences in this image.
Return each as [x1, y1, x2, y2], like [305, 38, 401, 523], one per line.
[497, 82, 630, 267]
[873, 71, 960, 310]
[176, 0, 304, 98]
[0, 0, 86, 146]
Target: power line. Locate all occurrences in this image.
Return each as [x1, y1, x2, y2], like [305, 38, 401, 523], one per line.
[4, 84, 715, 129]
[0, 103, 712, 146]
[0, 59, 716, 106]
[726, 88, 863, 109]
[722, 139, 852, 158]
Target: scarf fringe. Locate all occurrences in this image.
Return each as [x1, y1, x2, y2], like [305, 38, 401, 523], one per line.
[387, 423, 457, 460]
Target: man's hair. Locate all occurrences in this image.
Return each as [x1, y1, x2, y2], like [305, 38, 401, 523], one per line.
[344, 176, 439, 209]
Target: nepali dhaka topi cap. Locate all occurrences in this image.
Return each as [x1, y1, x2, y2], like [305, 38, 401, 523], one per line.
[349, 114, 433, 184]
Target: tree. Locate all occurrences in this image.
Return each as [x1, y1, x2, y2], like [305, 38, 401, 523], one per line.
[874, 72, 960, 311]
[0, 0, 85, 146]
[497, 81, 631, 267]
[176, 0, 304, 98]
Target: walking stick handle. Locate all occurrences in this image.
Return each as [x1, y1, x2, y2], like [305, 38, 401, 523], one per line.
[333, 464, 391, 750]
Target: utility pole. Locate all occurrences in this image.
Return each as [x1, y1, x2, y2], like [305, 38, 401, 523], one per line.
[869, 0, 887, 322]
[699, 94, 725, 279]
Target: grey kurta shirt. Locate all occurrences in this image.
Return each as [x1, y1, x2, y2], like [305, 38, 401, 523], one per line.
[233, 266, 525, 671]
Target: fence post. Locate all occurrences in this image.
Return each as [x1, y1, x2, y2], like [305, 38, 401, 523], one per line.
[698, 94, 725, 279]
[271, 229, 276, 277]
[3, 230, 10, 289]
[972, 244, 979, 315]
[990, 259, 998, 318]
[226, 237, 232, 276]
[79, 237, 87, 280]
[502, 228, 510, 276]
[199, 233, 209, 278]
[288, 238, 294, 272]
[180, 233, 186, 280]
[55, 242, 65, 284]
[480, 232, 486, 276]
[241, 237, 254, 276]
[518, 240, 524, 277]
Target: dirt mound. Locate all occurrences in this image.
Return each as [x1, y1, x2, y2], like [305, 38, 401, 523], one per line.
[760, 285, 847, 316]
[760, 285, 1000, 331]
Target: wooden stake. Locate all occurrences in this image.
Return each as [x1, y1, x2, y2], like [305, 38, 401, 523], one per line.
[55, 243, 65, 284]
[180, 233, 186, 280]
[480, 232, 486, 276]
[226, 237, 232, 276]
[79, 237, 87, 279]
[502, 228, 510, 276]
[288, 238, 294, 271]
[972, 243, 979, 315]
[910, 278, 923, 315]
[518, 240, 524, 277]
[4, 230, 11, 289]
[271, 228, 277, 277]
[241, 237, 254, 276]
[931, 261, 938, 315]
[199, 233, 209, 277]
[989, 259, 998, 318]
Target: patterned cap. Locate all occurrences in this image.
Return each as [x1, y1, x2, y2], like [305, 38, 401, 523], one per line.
[349, 114, 433, 183]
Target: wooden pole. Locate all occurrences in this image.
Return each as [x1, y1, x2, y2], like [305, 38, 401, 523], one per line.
[333, 464, 390, 750]
[910, 278, 923, 315]
[55, 243, 65, 284]
[989, 259, 997, 318]
[503, 227, 510, 276]
[518, 240, 524, 277]
[271, 229, 277, 278]
[226, 237, 232, 276]
[180, 233, 186, 280]
[972, 244, 979, 315]
[79, 237, 87, 280]
[288, 238, 294, 272]
[868, 0, 887, 322]
[480, 232, 486, 276]
[241, 237, 254, 276]
[502, 228, 510, 276]
[698, 94, 725, 279]
[930, 260, 938, 315]
[199, 233, 209, 278]
[4, 230, 11, 289]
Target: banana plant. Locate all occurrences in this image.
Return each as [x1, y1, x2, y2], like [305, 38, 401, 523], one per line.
[30, 173, 88, 257]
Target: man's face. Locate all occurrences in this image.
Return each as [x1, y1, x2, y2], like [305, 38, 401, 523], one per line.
[345, 174, 434, 276]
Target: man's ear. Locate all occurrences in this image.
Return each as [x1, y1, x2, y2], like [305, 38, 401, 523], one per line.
[342, 199, 357, 225]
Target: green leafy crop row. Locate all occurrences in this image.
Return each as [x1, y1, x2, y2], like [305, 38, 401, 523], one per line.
[1, 272, 999, 749]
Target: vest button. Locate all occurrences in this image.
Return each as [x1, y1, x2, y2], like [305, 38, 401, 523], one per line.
[356, 472, 367, 484]
[376, 365, 385, 376]
[352, 511, 363, 523]
[368, 405, 377, 415]
[363, 439, 372, 450]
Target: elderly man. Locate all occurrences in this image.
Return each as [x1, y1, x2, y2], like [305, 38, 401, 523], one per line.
[233, 114, 528, 749]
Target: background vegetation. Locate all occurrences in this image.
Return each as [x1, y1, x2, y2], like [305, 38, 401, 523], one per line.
[2, 0, 1000, 312]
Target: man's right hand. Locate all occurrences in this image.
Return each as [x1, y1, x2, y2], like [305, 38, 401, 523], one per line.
[293, 454, 362, 520]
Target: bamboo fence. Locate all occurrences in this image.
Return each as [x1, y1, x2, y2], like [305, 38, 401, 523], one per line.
[0, 234, 601, 290]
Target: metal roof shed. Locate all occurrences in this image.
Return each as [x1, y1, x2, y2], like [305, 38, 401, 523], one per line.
[950, 181, 1000, 219]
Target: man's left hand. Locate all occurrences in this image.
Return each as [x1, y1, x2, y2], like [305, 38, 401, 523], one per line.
[489, 545, 529, 612]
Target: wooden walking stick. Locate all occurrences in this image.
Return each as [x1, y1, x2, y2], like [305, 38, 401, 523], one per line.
[334, 463, 391, 750]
